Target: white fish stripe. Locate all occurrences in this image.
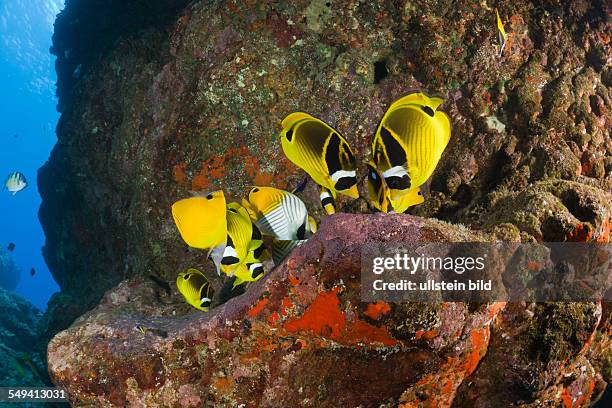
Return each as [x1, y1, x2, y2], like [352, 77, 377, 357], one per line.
[330, 170, 356, 182]
[248, 263, 263, 272]
[222, 246, 238, 258]
[320, 191, 332, 199]
[382, 166, 408, 178]
[257, 195, 308, 240]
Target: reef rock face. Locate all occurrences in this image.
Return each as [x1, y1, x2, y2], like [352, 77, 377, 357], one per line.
[41, 0, 611, 406]
[39, 0, 611, 341]
[47, 214, 608, 407]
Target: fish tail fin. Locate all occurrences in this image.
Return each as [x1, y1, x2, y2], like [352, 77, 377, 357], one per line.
[308, 215, 317, 234]
[320, 187, 336, 215]
[281, 112, 313, 129]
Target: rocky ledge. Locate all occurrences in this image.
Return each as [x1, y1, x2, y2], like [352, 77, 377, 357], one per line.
[48, 214, 609, 407]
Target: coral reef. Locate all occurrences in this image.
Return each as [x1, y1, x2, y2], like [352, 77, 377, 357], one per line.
[0, 288, 48, 387]
[47, 214, 609, 407]
[0, 248, 20, 291]
[40, 0, 610, 406]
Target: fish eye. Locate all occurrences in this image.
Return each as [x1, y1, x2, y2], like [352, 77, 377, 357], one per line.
[252, 187, 259, 193]
[206, 193, 213, 200]
[229, 208, 237, 213]
[418, 191, 422, 196]
[286, 128, 293, 141]
[184, 274, 191, 280]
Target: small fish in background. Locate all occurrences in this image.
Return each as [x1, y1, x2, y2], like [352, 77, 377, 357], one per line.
[30, 268, 35, 276]
[496, 8, 508, 57]
[12, 134, 18, 139]
[4, 172, 28, 195]
[134, 325, 168, 338]
[368, 92, 451, 212]
[171, 190, 228, 263]
[7, 243, 15, 251]
[176, 268, 215, 311]
[280, 112, 358, 214]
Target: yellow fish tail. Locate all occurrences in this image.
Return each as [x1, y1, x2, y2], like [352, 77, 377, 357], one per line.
[320, 188, 336, 215]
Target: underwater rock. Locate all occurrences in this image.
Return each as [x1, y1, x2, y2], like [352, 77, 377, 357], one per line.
[48, 214, 609, 407]
[41, 0, 610, 405]
[39, 0, 611, 348]
[0, 288, 49, 388]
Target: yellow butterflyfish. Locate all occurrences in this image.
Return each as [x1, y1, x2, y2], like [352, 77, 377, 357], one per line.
[280, 112, 358, 214]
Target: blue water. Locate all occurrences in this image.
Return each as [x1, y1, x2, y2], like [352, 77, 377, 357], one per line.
[0, 0, 64, 310]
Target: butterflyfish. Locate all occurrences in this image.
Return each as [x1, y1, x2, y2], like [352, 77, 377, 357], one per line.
[370, 92, 450, 203]
[220, 202, 265, 285]
[242, 186, 316, 240]
[280, 112, 358, 214]
[171, 191, 227, 253]
[496, 8, 507, 57]
[176, 268, 214, 311]
[4, 172, 27, 195]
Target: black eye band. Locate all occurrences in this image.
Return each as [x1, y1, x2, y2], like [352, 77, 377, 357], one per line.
[335, 177, 357, 191]
[385, 175, 410, 190]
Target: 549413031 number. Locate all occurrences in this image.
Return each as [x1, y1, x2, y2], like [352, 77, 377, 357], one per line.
[0, 387, 68, 402]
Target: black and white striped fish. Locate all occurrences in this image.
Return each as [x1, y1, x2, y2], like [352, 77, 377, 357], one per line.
[242, 186, 316, 241]
[4, 172, 27, 195]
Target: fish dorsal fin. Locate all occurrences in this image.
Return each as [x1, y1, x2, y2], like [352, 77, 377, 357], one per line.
[388, 93, 444, 114]
[281, 112, 314, 129]
[496, 8, 507, 39]
[388, 93, 429, 111]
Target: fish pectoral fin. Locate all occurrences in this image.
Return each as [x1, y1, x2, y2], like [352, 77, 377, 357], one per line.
[281, 112, 313, 129]
[232, 277, 245, 288]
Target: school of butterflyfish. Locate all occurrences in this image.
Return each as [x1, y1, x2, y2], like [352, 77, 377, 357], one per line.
[172, 92, 452, 311]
